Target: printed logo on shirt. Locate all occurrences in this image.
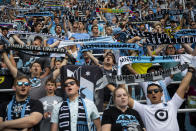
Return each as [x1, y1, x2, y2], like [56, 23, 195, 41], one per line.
[42, 100, 59, 111]
[0, 76, 5, 84]
[116, 114, 142, 131]
[155, 109, 168, 121]
[29, 78, 41, 88]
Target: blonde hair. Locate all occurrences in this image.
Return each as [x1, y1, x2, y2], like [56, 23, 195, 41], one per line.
[113, 85, 129, 103]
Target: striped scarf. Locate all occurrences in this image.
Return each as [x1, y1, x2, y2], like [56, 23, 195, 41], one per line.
[58, 97, 89, 131]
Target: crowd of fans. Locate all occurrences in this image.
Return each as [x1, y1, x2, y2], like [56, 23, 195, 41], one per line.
[0, 0, 196, 130]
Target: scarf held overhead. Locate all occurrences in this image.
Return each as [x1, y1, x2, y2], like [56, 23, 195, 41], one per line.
[118, 55, 181, 75]
[95, 63, 188, 91]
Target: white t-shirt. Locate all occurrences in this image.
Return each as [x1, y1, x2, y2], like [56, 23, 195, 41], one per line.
[51, 97, 100, 131]
[139, 77, 172, 105]
[133, 93, 184, 131]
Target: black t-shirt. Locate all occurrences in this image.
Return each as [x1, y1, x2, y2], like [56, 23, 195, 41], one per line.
[103, 67, 117, 102]
[101, 106, 144, 131]
[0, 70, 15, 104]
[0, 69, 14, 89]
[0, 99, 44, 131]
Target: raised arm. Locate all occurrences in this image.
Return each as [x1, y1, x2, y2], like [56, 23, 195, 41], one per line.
[192, 45, 196, 56]
[176, 67, 195, 99]
[99, 12, 108, 24]
[181, 43, 193, 54]
[86, 51, 101, 66]
[12, 35, 25, 45]
[2, 51, 18, 78]
[63, 16, 68, 34]
[47, 17, 53, 31]
[53, 58, 67, 80]
[48, 41, 60, 48]
[147, 45, 166, 56]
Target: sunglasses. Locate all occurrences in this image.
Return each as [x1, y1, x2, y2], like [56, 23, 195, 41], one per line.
[167, 47, 175, 50]
[147, 89, 161, 94]
[17, 82, 30, 86]
[64, 81, 76, 87]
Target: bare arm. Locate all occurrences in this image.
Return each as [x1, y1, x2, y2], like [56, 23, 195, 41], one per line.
[12, 35, 25, 45]
[2, 52, 17, 78]
[50, 57, 56, 69]
[128, 96, 135, 109]
[153, 45, 166, 55]
[147, 45, 166, 56]
[68, 21, 73, 32]
[48, 41, 60, 48]
[99, 12, 108, 24]
[93, 118, 101, 131]
[0, 112, 43, 130]
[192, 45, 196, 56]
[179, 15, 184, 28]
[125, 64, 138, 74]
[40, 67, 50, 79]
[9, 51, 17, 67]
[127, 36, 141, 43]
[176, 68, 194, 99]
[86, 51, 101, 66]
[51, 123, 58, 131]
[181, 44, 193, 54]
[53, 58, 67, 80]
[63, 17, 68, 34]
[102, 124, 111, 131]
[47, 18, 53, 31]
[106, 84, 115, 92]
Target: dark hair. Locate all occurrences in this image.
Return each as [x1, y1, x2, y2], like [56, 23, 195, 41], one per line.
[91, 24, 98, 30]
[105, 52, 116, 64]
[34, 36, 43, 42]
[63, 77, 80, 87]
[165, 45, 176, 55]
[1, 27, 9, 31]
[55, 24, 62, 31]
[45, 77, 56, 86]
[14, 75, 29, 86]
[34, 22, 42, 28]
[54, 17, 60, 20]
[147, 83, 163, 92]
[29, 61, 41, 69]
[147, 65, 163, 73]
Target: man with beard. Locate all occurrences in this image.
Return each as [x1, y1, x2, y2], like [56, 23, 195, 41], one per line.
[0, 76, 43, 131]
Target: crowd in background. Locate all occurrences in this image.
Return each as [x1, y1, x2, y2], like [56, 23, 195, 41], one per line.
[0, 0, 196, 130]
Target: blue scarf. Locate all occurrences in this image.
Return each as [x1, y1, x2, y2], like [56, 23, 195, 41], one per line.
[7, 96, 30, 120]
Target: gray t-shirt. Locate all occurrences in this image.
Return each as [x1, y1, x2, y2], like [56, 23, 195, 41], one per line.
[27, 34, 46, 45]
[39, 95, 62, 131]
[17, 71, 52, 100]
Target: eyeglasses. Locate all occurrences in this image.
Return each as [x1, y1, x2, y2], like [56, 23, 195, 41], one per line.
[64, 81, 76, 87]
[191, 24, 195, 26]
[17, 82, 30, 86]
[147, 89, 161, 94]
